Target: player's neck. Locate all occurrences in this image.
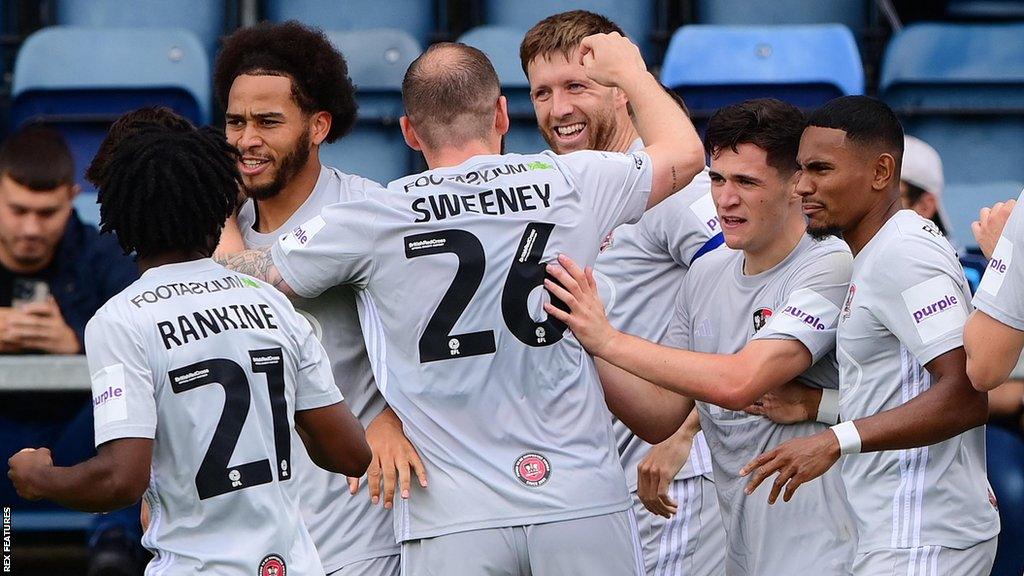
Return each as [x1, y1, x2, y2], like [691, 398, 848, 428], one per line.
[606, 123, 640, 154]
[255, 160, 321, 234]
[844, 195, 902, 256]
[424, 140, 499, 170]
[742, 213, 807, 276]
[137, 250, 209, 274]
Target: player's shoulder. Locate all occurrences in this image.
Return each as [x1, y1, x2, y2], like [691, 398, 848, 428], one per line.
[321, 165, 384, 203]
[86, 280, 143, 335]
[869, 211, 956, 267]
[688, 242, 740, 276]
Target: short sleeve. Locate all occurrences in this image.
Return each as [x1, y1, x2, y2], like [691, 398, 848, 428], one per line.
[553, 150, 653, 238]
[874, 241, 971, 365]
[272, 198, 380, 299]
[638, 169, 721, 267]
[291, 313, 344, 411]
[974, 189, 1024, 330]
[84, 310, 157, 447]
[754, 249, 853, 363]
[663, 275, 694, 351]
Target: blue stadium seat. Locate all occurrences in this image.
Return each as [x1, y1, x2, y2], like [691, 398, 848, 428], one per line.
[660, 25, 863, 125]
[482, 0, 655, 61]
[55, 0, 225, 53]
[11, 509, 94, 532]
[948, 0, 1024, 19]
[11, 27, 211, 196]
[320, 29, 421, 184]
[266, 0, 434, 47]
[456, 26, 545, 154]
[943, 180, 1023, 249]
[695, 0, 867, 31]
[880, 23, 1024, 184]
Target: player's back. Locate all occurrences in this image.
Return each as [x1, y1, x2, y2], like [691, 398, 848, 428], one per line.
[86, 259, 330, 576]
[273, 149, 652, 540]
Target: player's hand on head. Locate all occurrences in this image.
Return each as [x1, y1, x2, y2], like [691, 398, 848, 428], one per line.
[972, 198, 1016, 259]
[739, 431, 840, 505]
[544, 254, 618, 357]
[743, 380, 820, 424]
[8, 447, 53, 501]
[352, 407, 427, 509]
[577, 32, 647, 89]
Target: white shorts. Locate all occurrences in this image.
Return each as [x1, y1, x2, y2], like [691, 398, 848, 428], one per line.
[852, 537, 997, 576]
[400, 510, 644, 576]
[633, 475, 726, 576]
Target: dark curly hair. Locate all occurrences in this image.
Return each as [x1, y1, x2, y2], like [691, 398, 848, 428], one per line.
[93, 123, 241, 258]
[86, 106, 195, 189]
[213, 21, 357, 143]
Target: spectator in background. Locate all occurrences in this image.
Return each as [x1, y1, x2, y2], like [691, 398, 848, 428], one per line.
[901, 135, 952, 238]
[0, 126, 143, 576]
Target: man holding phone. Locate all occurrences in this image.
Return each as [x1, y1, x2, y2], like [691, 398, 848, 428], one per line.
[0, 126, 142, 575]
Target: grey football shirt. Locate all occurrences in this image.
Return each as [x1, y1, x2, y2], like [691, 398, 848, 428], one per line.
[666, 234, 857, 575]
[974, 188, 1024, 330]
[837, 210, 1000, 552]
[86, 259, 340, 576]
[272, 150, 651, 541]
[595, 140, 721, 490]
[238, 166, 398, 571]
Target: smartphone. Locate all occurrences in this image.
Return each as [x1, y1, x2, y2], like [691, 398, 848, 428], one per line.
[11, 278, 50, 309]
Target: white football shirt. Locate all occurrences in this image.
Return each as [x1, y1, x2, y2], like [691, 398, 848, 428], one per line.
[974, 188, 1024, 329]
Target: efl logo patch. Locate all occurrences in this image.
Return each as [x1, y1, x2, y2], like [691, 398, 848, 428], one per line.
[258, 554, 286, 576]
[901, 275, 967, 344]
[514, 453, 551, 487]
[768, 288, 841, 334]
[278, 215, 325, 255]
[752, 308, 773, 332]
[690, 192, 720, 236]
[979, 236, 1012, 297]
[91, 364, 128, 427]
[631, 153, 645, 171]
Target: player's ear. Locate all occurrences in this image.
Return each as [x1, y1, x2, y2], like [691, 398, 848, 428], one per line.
[310, 111, 332, 147]
[400, 116, 424, 151]
[873, 152, 897, 192]
[495, 95, 510, 137]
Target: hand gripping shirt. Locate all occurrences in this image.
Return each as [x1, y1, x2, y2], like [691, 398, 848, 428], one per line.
[666, 234, 857, 575]
[272, 150, 652, 540]
[238, 166, 398, 571]
[837, 210, 999, 552]
[86, 259, 341, 576]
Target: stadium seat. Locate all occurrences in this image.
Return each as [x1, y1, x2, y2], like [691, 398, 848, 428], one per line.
[55, 0, 225, 53]
[11, 509, 94, 532]
[694, 0, 867, 31]
[482, 0, 655, 61]
[942, 180, 1023, 249]
[947, 0, 1024, 19]
[456, 26, 546, 155]
[987, 424, 1024, 576]
[660, 25, 863, 126]
[10, 27, 211, 196]
[880, 23, 1024, 184]
[266, 0, 435, 47]
[321, 29, 421, 184]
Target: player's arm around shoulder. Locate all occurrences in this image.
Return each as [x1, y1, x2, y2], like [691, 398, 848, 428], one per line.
[577, 33, 703, 207]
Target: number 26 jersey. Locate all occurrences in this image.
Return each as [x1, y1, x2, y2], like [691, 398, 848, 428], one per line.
[85, 259, 342, 576]
[272, 150, 653, 540]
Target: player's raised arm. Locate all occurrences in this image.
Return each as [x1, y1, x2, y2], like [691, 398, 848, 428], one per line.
[577, 33, 703, 207]
[215, 246, 296, 297]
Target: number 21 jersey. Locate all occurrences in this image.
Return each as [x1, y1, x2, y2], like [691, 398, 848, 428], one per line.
[85, 259, 342, 575]
[272, 150, 653, 540]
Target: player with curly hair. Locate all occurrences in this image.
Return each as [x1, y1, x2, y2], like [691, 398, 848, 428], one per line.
[213, 21, 423, 576]
[8, 115, 371, 576]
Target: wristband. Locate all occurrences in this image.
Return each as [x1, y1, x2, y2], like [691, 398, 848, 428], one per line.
[816, 388, 840, 425]
[830, 421, 861, 455]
